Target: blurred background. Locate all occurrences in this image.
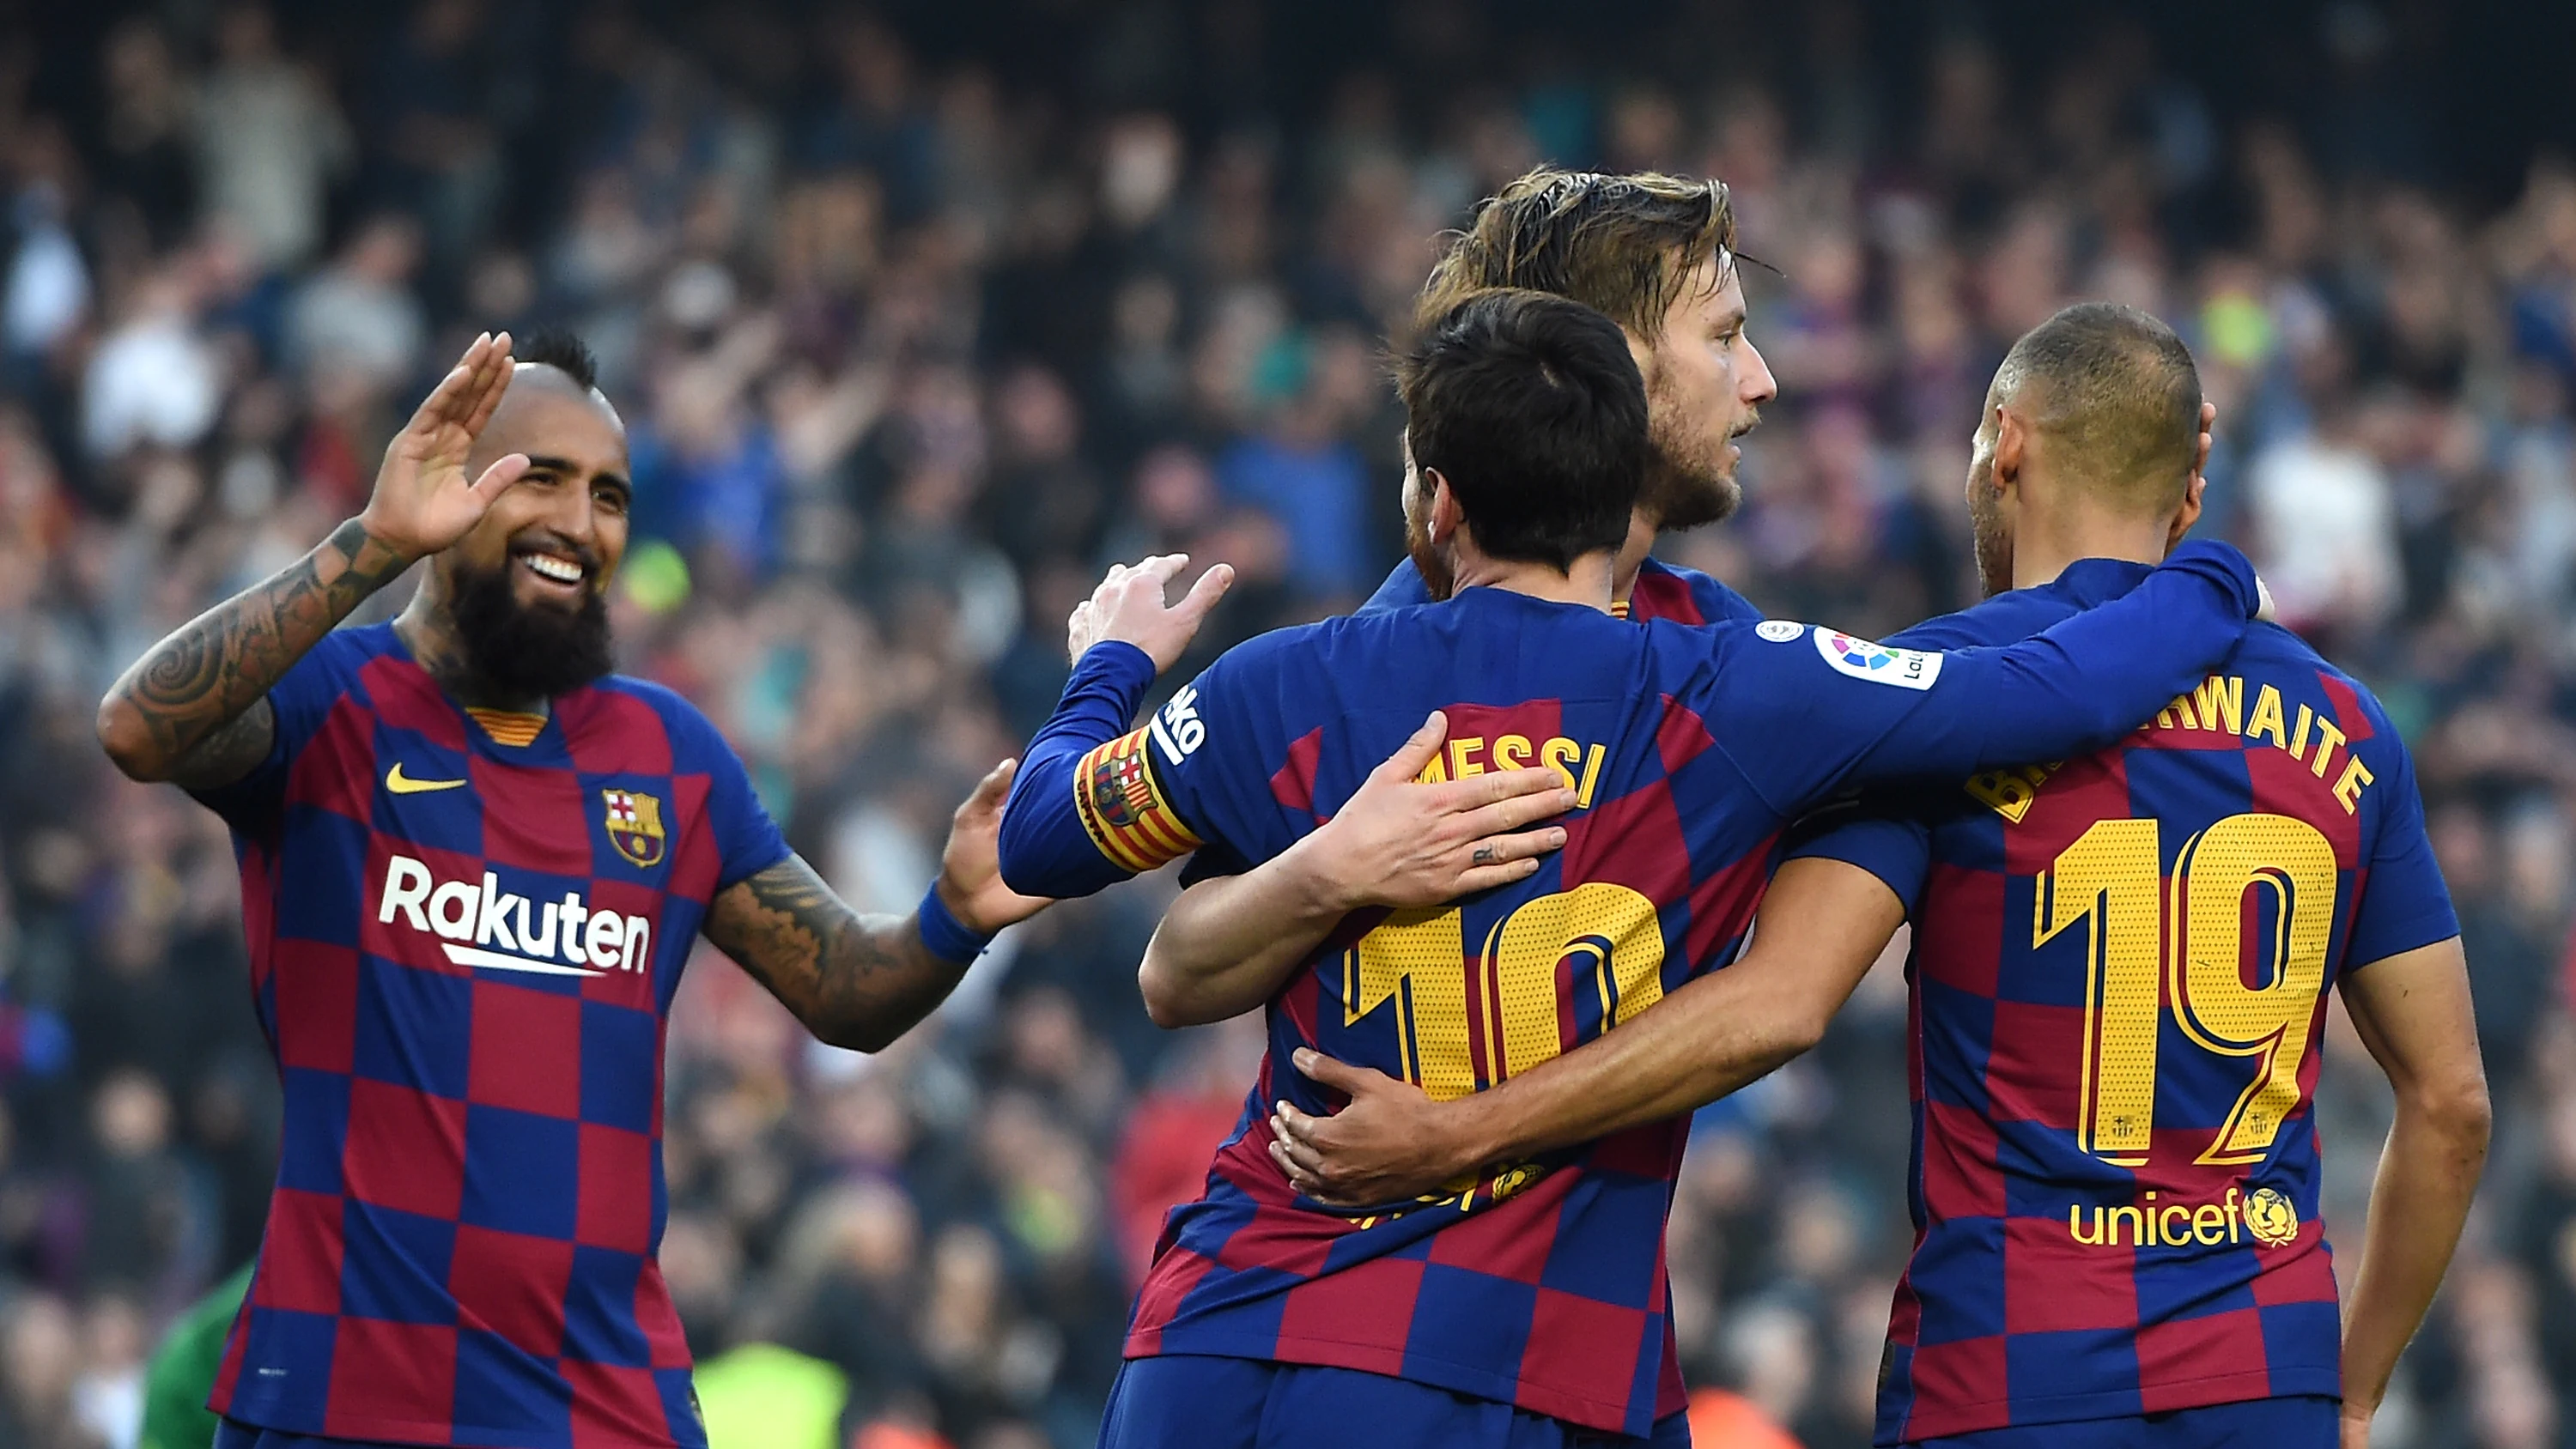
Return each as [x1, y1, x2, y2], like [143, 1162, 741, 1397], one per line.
[3, 0, 2576, 1445]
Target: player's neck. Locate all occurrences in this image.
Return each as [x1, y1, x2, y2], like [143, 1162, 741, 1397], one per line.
[1449, 549, 1618, 610]
[393, 591, 553, 716]
[2009, 502, 2172, 591]
[1610, 507, 1658, 606]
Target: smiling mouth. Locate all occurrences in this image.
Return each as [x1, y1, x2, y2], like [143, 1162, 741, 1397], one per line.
[517, 552, 589, 591]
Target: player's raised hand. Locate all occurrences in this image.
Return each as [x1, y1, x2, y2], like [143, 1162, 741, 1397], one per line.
[1068, 553, 1236, 672]
[1268, 1048, 1472, 1208]
[936, 757, 1054, 936]
[1295, 710, 1576, 912]
[357, 331, 532, 561]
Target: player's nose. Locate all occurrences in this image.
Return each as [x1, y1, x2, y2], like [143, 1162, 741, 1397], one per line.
[538, 476, 603, 546]
[1741, 336, 1779, 405]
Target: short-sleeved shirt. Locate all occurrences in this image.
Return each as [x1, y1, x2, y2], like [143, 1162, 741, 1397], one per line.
[1785, 559, 2458, 1444]
[195, 623, 788, 1448]
[996, 542, 2262, 1437]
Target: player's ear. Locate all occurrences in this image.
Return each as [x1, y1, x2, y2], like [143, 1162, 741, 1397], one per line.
[1992, 406, 2027, 495]
[1423, 466, 1462, 545]
[2166, 470, 2207, 554]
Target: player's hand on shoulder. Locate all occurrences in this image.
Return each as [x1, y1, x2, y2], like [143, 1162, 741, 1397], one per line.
[1269, 1047, 1474, 1208]
[1067, 553, 1235, 672]
[358, 330, 532, 562]
[1292, 711, 1576, 913]
[938, 757, 1054, 935]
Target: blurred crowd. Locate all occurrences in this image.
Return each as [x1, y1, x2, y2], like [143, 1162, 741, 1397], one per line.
[0, 1, 2573, 1446]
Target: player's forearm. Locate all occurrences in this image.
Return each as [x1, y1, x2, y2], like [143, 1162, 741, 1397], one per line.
[97, 516, 414, 783]
[1445, 858, 1900, 1171]
[1446, 962, 1826, 1170]
[1869, 541, 2259, 783]
[706, 857, 974, 1053]
[1139, 838, 1349, 1028]
[997, 642, 1158, 898]
[2340, 1086, 2490, 1416]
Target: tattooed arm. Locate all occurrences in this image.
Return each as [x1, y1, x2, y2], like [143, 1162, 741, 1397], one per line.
[96, 520, 420, 786]
[702, 760, 1050, 1052]
[96, 332, 530, 787]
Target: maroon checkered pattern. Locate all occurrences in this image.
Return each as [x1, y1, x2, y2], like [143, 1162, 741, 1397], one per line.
[196, 626, 786, 1448]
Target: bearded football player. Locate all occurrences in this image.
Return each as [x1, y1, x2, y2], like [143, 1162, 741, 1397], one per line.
[98, 330, 1050, 1449]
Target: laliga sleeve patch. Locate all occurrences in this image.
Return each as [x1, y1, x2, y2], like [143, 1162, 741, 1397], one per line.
[1755, 620, 1806, 643]
[1072, 726, 1205, 874]
[1814, 628, 1944, 690]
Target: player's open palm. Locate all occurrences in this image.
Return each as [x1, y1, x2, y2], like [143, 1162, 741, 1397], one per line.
[1069, 553, 1235, 672]
[359, 331, 532, 561]
[1303, 711, 1577, 912]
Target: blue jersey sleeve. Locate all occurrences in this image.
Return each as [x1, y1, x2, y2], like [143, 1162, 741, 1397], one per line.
[185, 634, 361, 839]
[1358, 559, 1435, 615]
[998, 637, 1301, 899]
[652, 689, 791, 891]
[998, 642, 1162, 898]
[2343, 734, 2461, 970]
[1703, 539, 2262, 816]
[1782, 795, 1937, 915]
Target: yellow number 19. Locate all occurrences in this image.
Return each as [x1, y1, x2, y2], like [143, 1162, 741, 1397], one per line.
[1343, 882, 1665, 1101]
[2037, 813, 2338, 1167]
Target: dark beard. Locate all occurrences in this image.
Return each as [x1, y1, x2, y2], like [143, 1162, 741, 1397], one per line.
[447, 560, 616, 699]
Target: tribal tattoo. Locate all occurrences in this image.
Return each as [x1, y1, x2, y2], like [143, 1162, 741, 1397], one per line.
[103, 518, 416, 788]
[702, 854, 967, 1053]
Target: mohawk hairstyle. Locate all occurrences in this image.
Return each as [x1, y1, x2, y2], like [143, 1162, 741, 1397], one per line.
[515, 325, 600, 392]
[1416, 169, 1743, 343]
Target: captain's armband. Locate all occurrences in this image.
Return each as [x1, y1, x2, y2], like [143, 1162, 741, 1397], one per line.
[1073, 726, 1204, 873]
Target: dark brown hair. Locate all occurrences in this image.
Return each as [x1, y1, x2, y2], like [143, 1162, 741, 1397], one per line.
[1394, 288, 1646, 572]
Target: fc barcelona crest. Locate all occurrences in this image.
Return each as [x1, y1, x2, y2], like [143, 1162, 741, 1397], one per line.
[602, 788, 666, 869]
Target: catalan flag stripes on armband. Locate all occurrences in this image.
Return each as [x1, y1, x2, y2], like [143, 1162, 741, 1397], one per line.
[1072, 726, 1203, 873]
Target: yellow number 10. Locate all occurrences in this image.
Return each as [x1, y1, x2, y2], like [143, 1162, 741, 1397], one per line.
[2037, 813, 2338, 1167]
[1344, 882, 1665, 1101]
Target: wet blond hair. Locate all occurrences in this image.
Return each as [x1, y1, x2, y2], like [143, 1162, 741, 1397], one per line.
[1416, 168, 1740, 343]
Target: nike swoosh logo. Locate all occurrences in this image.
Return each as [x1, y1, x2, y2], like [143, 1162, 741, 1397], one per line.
[386, 763, 468, 795]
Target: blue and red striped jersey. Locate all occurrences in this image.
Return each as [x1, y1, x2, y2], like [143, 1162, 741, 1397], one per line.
[1788, 558, 2459, 1445]
[997, 543, 2264, 1436]
[190, 623, 788, 1447]
[1361, 555, 1759, 627]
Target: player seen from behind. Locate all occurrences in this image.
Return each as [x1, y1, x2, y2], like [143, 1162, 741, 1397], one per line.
[1271, 304, 2489, 1449]
[993, 288, 2272, 1448]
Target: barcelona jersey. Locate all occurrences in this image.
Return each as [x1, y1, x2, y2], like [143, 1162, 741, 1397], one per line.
[1786, 559, 2458, 1445]
[1361, 555, 1760, 627]
[189, 623, 788, 1447]
[998, 542, 2263, 1437]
